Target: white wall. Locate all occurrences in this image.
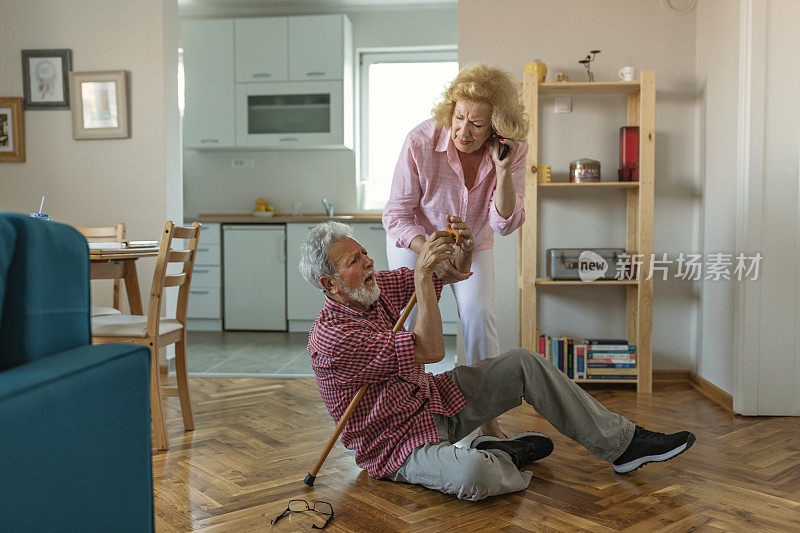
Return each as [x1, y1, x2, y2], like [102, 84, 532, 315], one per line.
[695, 1, 739, 394]
[459, 0, 699, 369]
[0, 0, 180, 312]
[181, 7, 457, 218]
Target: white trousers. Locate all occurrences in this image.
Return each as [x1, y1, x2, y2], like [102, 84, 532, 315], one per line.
[385, 236, 500, 365]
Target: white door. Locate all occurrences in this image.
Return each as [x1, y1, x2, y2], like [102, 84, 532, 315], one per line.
[288, 15, 343, 81]
[223, 225, 286, 330]
[182, 19, 235, 148]
[235, 17, 288, 82]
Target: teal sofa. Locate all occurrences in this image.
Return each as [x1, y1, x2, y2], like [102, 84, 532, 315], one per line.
[0, 213, 154, 532]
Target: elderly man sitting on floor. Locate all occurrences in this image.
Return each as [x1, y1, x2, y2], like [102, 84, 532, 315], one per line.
[299, 218, 695, 501]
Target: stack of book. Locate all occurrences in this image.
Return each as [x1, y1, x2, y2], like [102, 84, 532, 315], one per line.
[585, 339, 637, 380]
[536, 334, 637, 381]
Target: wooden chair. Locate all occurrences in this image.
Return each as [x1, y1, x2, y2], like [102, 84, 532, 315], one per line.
[91, 221, 201, 451]
[76, 223, 126, 316]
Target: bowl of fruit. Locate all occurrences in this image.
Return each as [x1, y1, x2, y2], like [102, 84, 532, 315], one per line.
[253, 198, 275, 217]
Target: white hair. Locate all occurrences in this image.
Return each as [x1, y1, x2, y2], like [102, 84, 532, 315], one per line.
[299, 222, 354, 290]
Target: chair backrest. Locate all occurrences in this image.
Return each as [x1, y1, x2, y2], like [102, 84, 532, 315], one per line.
[76, 223, 125, 242]
[145, 221, 201, 337]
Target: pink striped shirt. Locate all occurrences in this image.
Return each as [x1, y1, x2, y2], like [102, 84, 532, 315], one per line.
[383, 119, 527, 251]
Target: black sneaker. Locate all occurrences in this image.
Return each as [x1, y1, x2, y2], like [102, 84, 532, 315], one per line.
[613, 425, 695, 473]
[472, 432, 554, 469]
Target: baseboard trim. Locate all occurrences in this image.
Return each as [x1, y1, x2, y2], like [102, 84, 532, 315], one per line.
[688, 371, 734, 412]
[652, 369, 690, 382]
[653, 369, 733, 412]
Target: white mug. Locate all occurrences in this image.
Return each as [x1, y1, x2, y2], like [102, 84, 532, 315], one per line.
[619, 66, 635, 82]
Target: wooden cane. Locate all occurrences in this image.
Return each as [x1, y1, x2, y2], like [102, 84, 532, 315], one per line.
[304, 292, 418, 486]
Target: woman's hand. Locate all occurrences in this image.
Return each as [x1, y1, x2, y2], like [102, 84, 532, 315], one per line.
[446, 215, 474, 254]
[491, 136, 519, 172]
[445, 215, 474, 278]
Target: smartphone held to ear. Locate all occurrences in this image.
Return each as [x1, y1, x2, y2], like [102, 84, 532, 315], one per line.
[498, 141, 510, 161]
[494, 131, 510, 160]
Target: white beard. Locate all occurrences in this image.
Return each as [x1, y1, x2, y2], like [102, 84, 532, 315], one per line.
[338, 276, 381, 308]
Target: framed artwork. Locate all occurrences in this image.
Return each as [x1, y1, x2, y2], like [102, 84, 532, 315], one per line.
[21, 49, 72, 109]
[0, 97, 25, 162]
[69, 70, 130, 140]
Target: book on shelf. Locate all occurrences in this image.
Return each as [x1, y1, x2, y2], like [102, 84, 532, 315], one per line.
[587, 362, 636, 368]
[587, 347, 636, 354]
[588, 352, 637, 359]
[585, 339, 628, 345]
[585, 375, 637, 380]
[566, 338, 574, 379]
[588, 358, 636, 364]
[575, 343, 587, 379]
[587, 367, 638, 375]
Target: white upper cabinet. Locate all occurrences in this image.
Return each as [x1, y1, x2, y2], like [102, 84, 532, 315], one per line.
[288, 15, 347, 81]
[182, 19, 236, 148]
[235, 18, 288, 82]
[183, 15, 352, 150]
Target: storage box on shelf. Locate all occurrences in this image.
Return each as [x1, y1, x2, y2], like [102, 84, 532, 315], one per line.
[519, 71, 655, 393]
[187, 222, 222, 331]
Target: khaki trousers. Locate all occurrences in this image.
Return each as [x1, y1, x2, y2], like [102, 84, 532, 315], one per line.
[385, 348, 635, 501]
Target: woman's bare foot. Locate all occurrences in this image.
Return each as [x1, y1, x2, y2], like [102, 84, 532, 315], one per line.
[480, 418, 507, 439]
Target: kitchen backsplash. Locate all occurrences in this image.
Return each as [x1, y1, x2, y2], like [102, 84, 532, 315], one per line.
[183, 148, 372, 217]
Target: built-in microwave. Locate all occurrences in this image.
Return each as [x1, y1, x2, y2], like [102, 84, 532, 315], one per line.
[235, 81, 349, 148]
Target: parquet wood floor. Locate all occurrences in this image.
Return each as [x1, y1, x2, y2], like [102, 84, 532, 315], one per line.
[153, 378, 800, 532]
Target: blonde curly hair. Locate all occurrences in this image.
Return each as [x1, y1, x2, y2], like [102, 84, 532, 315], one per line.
[432, 63, 528, 140]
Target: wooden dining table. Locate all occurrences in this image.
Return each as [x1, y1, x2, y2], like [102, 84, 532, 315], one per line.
[89, 246, 159, 315]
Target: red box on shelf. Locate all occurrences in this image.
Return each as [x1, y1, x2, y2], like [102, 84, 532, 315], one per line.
[619, 126, 639, 181]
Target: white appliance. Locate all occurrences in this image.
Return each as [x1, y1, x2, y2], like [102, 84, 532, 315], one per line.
[235, 81, 345, 148]
[223, 225, 286, 330]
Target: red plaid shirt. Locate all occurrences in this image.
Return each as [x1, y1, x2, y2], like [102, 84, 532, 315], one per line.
[308, 267, 466, 478]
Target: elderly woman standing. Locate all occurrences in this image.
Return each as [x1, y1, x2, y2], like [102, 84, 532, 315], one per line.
[382, 63, 528, 439]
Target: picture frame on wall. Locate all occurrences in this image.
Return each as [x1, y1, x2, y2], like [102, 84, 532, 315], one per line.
[68, 70, 130, 140]
[0, 97, 26, 162]
[21, 49, 72, 109]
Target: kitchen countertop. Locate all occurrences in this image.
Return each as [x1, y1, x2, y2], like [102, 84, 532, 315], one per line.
[192, 213, 383, 224]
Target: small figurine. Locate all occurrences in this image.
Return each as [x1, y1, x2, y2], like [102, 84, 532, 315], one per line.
[556, 72, 570, 83]
[578, 50, 601, 82]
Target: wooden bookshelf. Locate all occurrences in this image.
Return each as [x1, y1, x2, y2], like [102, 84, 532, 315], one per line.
[538, 181, 639, 189]
[535, 278, 639, 286]
[539, 81, 641, 95]
[519, 71, 655, 393]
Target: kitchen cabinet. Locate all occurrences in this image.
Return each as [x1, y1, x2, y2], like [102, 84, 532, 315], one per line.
[187, 222, 222, 331]
[288, 15, 349, 81]
[286, 222, 458, 333]
[183, 14, 352, 150]
[223, 225, 286, 330]
[182, 20, 235, 148]
[235, 18, 288, 82]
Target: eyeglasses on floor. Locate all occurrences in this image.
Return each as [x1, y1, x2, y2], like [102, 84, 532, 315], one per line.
[270, 499, 334, 530]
